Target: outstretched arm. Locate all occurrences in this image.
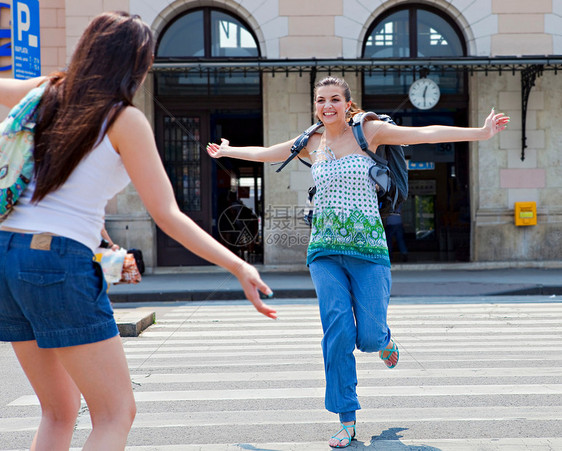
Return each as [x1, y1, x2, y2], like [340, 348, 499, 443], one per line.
[110, 107, 277, 319]
[0, 76, 48, 108]
[207, 137, 308, 163]
[367, 109, 510, 147]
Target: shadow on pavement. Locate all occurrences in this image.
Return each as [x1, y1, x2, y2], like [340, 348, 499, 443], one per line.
[360, 427, 443, 450]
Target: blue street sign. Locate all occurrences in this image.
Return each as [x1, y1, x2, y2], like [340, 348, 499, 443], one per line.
[408, 161, 435, 171]
[0, 3, 11, 71]
[12, 0, 40, 79]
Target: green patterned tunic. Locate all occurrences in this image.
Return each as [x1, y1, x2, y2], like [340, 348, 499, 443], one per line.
[306, 154, 390, 267]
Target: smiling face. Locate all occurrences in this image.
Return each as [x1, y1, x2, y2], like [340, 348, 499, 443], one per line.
[314, 85, 351, 125]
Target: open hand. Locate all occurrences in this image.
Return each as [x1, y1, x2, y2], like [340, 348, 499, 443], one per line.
[206, 138, 229, 159]
[484, 109, 510, 138]
[234, 262, 277, 320]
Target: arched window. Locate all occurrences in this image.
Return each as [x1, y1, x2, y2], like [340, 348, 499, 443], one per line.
[157, 9, 259, 58]
[156, 8, 260, 95]
[363, 5, 466, 95]
[361, 5, 472, 263]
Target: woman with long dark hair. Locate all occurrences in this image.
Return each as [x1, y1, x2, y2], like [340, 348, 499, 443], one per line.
[0, 12, 275, 449]
[208, 76, 508, 448]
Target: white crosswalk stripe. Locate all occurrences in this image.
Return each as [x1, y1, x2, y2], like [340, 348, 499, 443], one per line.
[1, 299, 562, 450]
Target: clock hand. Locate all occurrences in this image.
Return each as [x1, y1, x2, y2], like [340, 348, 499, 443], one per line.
[423, 86, 428, 107]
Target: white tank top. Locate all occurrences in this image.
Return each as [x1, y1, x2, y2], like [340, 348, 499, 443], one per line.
[2, 134, 131, 252]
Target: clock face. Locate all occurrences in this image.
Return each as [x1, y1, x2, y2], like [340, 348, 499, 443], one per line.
[408, 78, 440, 110]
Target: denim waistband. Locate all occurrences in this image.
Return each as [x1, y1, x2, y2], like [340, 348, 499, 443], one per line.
[0, 231, 93, 258]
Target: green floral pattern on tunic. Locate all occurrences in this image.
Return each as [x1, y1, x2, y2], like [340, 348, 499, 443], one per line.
[307, 154, 390, 266]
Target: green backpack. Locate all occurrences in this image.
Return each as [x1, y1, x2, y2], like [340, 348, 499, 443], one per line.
[0, 84, 45, 220]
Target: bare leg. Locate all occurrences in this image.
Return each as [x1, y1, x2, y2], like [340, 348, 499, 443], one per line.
[53, 335, 136, 451]
[12, 341, 81, 451]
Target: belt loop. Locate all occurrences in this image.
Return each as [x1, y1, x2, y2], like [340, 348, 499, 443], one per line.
[1, 231, 15, 252]
[59, 235, 67, 256]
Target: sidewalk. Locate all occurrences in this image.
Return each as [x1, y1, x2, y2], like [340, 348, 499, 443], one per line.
[108, 262, 562, 303]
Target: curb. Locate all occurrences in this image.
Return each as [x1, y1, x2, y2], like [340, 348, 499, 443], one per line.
[108, 286, 562, 303]
[114, 309, 155, 337]
[109, 288, 318, 303]
[499, 286, 562, 296]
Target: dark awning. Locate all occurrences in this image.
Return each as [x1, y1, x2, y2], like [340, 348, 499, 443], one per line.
[151, 55, 562, 75]
[151, 56, 558, 161]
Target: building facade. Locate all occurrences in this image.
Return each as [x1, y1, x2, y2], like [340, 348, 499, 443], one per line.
[1, 0, 561, 270]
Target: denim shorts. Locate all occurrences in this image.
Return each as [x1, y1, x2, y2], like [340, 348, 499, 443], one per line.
[0, 231, 119, 348]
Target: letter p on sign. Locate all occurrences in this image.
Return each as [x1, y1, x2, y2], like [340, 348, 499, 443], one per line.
[17, 2, 37, 47]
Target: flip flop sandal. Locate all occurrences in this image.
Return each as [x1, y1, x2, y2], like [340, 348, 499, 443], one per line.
[379, 339, 399, 369]
[329, 422, 356, 448]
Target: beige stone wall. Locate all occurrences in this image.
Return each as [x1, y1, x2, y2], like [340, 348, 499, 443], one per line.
[40, 0, 66, 75]
[471, 71, 562, 261]
[279, 0, 343, 58]
[262, 73, 311, 264]
[64, 0, 130, 62]
[491, 0, 553, 55]
[548, 3, 562, 53]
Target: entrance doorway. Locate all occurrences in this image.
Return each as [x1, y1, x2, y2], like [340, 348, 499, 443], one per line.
[153, 6, 263, 266]
[211, 113, 264, 264]
[363, 3, 470, 262]
[154, 104, 264, 266]
[154, 109, 211, 266]
[392, 109, 470, 262]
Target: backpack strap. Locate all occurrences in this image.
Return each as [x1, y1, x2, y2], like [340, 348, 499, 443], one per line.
[352, 111, 404, 209]
[275, 121, 323, 173]
[351, 111, 377, 151]
[4, 84, 46, 135]
[296, 156, 312, 168]
[351, 111, 390, 167]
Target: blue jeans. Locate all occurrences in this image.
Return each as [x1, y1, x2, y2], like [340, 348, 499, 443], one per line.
[309, 255, 392, 423]
[0, 231, 119, 348]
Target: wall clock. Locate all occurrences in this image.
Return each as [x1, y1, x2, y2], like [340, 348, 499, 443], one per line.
[408, 78, 440, 110]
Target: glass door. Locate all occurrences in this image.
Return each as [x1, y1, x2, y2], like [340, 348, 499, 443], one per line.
[156, 111, 212, 266]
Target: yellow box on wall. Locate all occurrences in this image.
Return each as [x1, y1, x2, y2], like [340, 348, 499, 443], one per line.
[514, 201, 537, 226]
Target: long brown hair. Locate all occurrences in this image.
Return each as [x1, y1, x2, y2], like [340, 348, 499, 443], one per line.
[313, 76, 366, 121]
[32, 11, 154, 202]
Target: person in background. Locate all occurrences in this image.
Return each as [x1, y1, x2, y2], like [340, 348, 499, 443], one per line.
[384, 205, 408, 262]
[100, 224, 120, 251]
[0, 11, 275, 450]
[207, 76, 508, 448]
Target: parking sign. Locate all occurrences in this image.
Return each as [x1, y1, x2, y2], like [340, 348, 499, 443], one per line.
[12, 0, 40, 79]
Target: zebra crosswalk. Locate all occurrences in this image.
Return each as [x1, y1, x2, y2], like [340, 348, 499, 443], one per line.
[1, 298, 562, 450]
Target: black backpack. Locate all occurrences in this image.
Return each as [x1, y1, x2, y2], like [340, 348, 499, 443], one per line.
[351, 112, 408, 218]
[276, 111, 408, 223]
